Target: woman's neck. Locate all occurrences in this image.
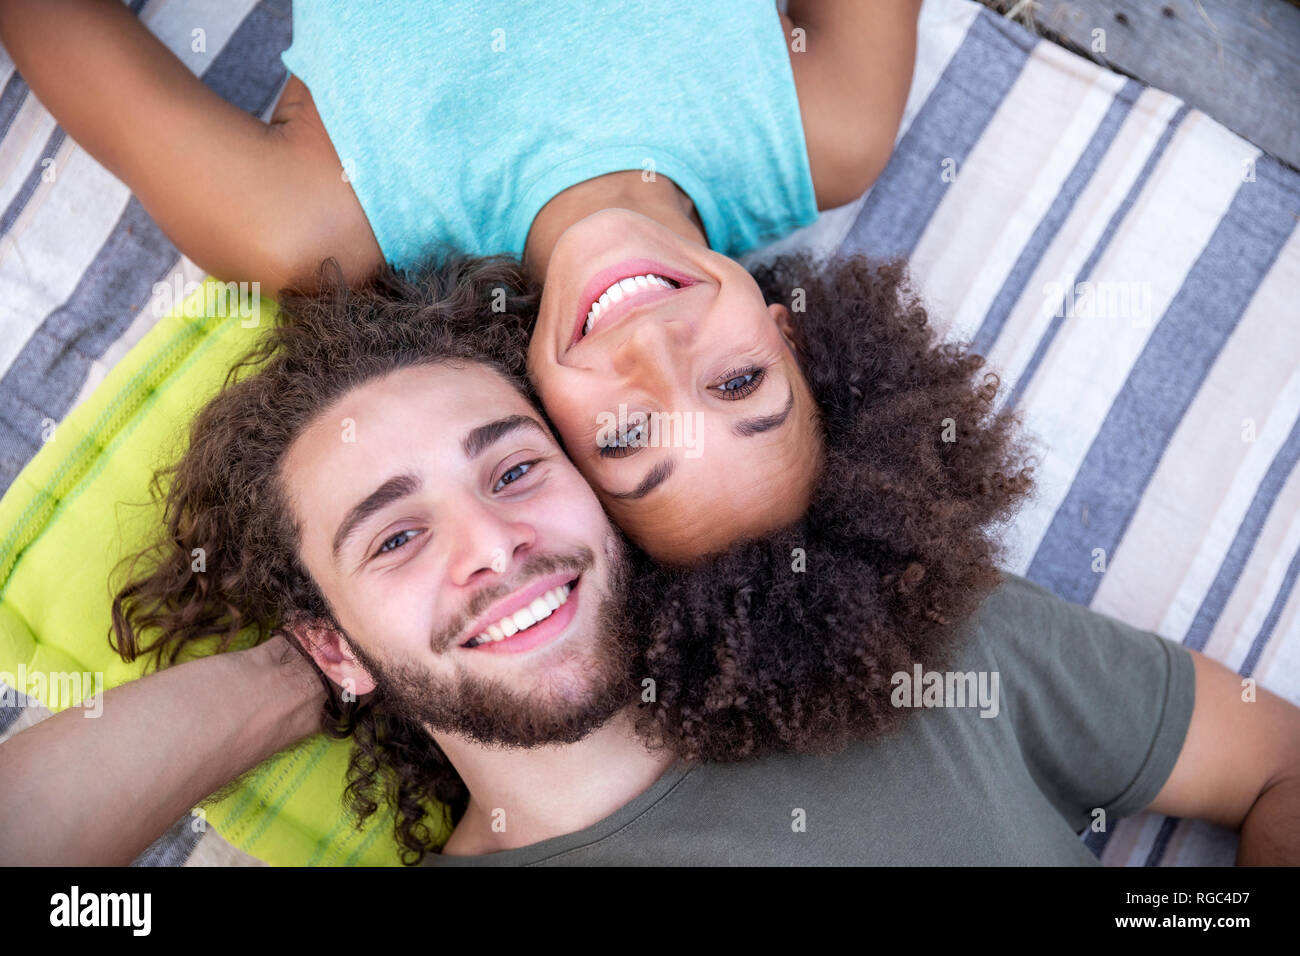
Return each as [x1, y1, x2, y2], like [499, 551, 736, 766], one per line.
[522, 169, 708, 280]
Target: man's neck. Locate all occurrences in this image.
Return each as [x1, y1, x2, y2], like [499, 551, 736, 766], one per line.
[435, 706, 680, 857]
[521, 170, 709, 280]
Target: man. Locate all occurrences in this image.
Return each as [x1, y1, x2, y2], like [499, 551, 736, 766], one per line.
[1, 258, 1297, 866]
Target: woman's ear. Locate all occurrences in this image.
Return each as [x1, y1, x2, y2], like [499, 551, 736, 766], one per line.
[770, 303, 798, 348]
[285, 620, 377, 696]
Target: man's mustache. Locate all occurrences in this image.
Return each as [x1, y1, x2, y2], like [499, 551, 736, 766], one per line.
[430, 547, 595, 652]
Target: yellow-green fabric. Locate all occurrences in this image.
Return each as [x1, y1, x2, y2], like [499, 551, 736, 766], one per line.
[0, 279, 421, 866]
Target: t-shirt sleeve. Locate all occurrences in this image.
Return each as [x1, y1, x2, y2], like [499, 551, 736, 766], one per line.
[973, 573, 1197, 833]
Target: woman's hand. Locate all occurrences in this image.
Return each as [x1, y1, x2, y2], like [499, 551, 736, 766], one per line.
[0, 0, 384, 298]
[784, 0, 923, 209]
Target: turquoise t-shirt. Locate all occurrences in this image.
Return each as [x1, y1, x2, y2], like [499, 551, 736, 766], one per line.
[281, 0, 820, 272]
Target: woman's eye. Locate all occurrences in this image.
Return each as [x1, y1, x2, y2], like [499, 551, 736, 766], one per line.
[376, 529, 421, 555]
[494, 460, 535, 491]
[712, 366, 765, 399]
[598, 421, 645, 460]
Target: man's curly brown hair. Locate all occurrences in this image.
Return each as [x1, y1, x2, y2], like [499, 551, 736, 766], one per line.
[108, 250, 1036, 865]
[108, 255, 537, 866]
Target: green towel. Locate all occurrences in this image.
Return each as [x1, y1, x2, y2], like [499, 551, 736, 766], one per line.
[0, 279, 435, 865]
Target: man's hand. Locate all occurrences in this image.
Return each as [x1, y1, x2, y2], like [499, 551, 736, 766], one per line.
[1146, 649, 1300, 864]
[0, 635, 326, 865]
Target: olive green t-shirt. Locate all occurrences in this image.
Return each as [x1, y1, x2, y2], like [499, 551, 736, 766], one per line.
[424, 572, 1196, 866]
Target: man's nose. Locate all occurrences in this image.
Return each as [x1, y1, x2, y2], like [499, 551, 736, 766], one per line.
[444, 496, 537, 587]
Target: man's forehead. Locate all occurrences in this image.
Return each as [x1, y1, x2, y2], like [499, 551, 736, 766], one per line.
[297, 364, 528, 451]
[281, 363, 539, 518]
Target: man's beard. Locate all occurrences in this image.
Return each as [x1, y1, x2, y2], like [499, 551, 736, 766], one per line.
[345, 536, 637, 749]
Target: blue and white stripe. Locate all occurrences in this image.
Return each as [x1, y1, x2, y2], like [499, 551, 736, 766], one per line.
[1, 0, 1297, 867]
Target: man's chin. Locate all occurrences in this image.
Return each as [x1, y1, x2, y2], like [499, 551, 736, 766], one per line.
[415, 669, 636, 749]
[369, 634, 637, 749]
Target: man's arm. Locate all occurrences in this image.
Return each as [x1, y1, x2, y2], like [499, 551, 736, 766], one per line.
[1146, 649, 1300, 865]
[0, 635, 326, 865]
[0, 0, 383, 296]
[782, 0, 922, 209]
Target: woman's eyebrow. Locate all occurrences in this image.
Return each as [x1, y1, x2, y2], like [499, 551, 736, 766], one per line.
[732, 387, 794, 437]
[609, 458, 675, 501]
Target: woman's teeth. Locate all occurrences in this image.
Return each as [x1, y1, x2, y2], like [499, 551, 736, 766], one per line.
[464, 583, 572, 648]
[582, 274, 678, 337]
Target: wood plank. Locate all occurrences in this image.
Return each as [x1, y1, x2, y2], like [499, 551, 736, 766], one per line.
[978, 0, 1300, 169]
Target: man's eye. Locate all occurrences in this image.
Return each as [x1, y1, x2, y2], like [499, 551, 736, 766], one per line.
[494, 460, 536, 491]
[376, 529, 421, 555]
[712, 366, 765, 399]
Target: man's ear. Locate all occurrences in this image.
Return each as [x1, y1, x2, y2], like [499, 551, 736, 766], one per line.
[770, 303, 798, 347]
[284, 620, 377, 697]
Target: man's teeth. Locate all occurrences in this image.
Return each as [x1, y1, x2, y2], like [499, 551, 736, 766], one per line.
[582, 274, 677, 337]
[465, 584, 572, 647]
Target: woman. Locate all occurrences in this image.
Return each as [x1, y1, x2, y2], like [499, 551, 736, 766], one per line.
[0, 0, 922, 561]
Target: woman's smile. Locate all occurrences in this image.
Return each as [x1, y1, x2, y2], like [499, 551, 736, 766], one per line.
[572, 263, 692, 346]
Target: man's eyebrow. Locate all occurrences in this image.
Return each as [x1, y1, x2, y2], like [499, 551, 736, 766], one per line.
[462, 414, 549, 459]
[732, 387, 795, 437]
[332, 472, 422, 561]
[608, 458, 675, 501]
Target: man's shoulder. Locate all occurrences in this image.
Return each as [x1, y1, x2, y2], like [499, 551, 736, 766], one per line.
[969, 568, 1168, 646]
[974, 569, 1063, 618]
[962, 569, 1113, 644]
[952, 570, 1063, 660]
[958, 568, 1193, 717]
[950, 568, 1165, 682]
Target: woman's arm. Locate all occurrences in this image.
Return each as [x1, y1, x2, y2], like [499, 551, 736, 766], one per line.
[0, 0, 383, 296]
[783, 0, 923, 209]
[0, 635, 326, 865]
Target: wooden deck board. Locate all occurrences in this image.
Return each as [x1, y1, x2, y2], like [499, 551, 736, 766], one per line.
[977, 0, 1300, 169]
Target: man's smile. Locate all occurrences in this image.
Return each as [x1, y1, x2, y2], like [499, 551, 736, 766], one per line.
[459, 573, 582, 655]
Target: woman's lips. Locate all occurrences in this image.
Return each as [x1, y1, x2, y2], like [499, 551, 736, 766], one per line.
[579, 283, 678, 343]
[568, 257, 697, 350]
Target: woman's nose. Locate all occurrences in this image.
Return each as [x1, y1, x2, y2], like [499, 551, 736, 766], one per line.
[611, 315, 690, 383]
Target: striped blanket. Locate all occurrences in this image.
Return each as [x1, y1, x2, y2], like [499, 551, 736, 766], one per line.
[2, 0, 1297, 866]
